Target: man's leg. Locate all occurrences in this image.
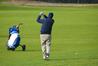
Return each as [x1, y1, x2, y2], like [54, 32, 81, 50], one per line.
[40, 35, 47, 59]
[41, 43, 46, 59]
[46, 42, 50, 58]
[46, 35, 51, 59]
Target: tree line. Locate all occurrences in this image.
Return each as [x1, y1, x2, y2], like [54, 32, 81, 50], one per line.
[1, 0, 98, 3]
[36, 0, 98, 3]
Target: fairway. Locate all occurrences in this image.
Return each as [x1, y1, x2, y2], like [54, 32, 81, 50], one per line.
[0, 4, 98, 66]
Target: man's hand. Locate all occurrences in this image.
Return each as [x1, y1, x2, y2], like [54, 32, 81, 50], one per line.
[39, 11, 44, 16]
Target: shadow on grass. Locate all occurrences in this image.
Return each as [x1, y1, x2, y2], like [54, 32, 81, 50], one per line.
[15, 49, 40, 52]
[48, 58, 98, 61]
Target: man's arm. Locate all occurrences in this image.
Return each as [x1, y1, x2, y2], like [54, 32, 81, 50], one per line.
[37, 15, 45, 23]
[43, 15, 47, 18]
[37, 11, 46, 23]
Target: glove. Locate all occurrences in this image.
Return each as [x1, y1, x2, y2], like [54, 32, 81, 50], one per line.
[39, 11, 44, 16]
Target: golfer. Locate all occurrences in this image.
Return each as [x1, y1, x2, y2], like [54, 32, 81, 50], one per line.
[37, 12, 54, 60]
[7, 23, 26, 51]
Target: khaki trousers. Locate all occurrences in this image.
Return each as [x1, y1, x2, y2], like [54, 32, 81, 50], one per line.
[40, 34, 51, 58]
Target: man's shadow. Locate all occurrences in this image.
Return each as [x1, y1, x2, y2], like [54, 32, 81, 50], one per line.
[15, 49, 41, 52]
[47, 57, 98, 61]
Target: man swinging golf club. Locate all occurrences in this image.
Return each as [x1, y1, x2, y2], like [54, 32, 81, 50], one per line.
[7, 23, 26, 51]
[37, 12, 54, 60]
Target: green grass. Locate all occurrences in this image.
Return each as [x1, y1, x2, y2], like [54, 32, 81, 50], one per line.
[0, 4, 98, 66]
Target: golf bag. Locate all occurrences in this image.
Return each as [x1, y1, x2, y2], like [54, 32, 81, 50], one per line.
[7, 33, 20, 49]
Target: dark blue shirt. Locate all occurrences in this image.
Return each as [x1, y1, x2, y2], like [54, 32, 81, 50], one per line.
[37, 15, 54, 34]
